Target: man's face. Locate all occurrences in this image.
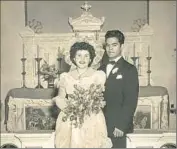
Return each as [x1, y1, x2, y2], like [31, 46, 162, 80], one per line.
[105, 37, 122, 60]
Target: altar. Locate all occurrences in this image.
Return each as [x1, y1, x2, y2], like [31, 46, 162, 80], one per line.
[5, 86, 169, 132]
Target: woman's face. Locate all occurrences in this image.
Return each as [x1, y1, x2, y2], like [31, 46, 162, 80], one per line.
[74, 50, 91, 69]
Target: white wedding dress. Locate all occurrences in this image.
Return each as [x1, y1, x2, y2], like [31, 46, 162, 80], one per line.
[54, 70, 112, 148]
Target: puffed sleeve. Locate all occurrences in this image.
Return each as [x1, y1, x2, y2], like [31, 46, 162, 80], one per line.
[58, 72, 67, 88]
[52, 72, 67, 110]
[95, 70, 106, 91]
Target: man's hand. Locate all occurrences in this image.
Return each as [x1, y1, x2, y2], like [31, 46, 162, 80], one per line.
[113, 127, 124, 137]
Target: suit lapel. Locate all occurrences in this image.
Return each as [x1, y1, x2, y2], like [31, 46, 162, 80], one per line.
[107, 57, 125, 80]
[99, 63, 107, 74]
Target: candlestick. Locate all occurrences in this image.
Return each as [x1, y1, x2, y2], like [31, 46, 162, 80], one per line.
[146, 56, 152, 86]
[35, 57, 43, 88]
[21, 58, 27, 88]
[57, 57, 62, 75]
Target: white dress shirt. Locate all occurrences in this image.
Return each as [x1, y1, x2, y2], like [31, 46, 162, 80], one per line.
[106, 56, 122, 78]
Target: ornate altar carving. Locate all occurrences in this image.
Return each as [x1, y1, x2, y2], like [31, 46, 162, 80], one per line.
[69, 1, 105, 32]
[7, 97, 56, 132]
[6, 93, 169, 132]
[134, 95, 169, 130]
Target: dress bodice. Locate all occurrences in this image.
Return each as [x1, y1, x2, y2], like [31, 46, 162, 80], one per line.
[59, 70, 106, 95]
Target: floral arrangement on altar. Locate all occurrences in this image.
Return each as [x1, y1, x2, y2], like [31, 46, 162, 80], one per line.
[40, 60, 58, 87]
[62, 83, 106, 128]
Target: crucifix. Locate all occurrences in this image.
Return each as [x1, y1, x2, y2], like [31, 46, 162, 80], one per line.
[81, 1, 91, 12]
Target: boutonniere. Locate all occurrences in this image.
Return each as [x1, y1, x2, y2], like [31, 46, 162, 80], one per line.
[116, 74, 123, 79]
[112, 68, 119, 74]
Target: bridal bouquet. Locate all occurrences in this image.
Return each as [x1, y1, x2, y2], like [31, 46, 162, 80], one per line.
[62, 84, 106, 128]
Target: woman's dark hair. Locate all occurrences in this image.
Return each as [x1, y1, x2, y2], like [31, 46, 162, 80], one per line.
[105, 30, 125, 45]
[70, 42, 96, 66]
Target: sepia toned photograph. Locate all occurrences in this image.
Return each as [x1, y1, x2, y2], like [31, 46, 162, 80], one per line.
[1, 0, 176, 148]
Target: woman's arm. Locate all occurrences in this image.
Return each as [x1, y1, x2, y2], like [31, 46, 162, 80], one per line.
[52, 73, 67, 110]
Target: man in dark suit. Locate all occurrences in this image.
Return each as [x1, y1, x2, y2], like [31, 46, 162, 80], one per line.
[99, 30, 139, 148]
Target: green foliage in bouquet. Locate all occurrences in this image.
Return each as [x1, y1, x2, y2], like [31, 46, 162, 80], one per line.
[62, 84, 105, 128]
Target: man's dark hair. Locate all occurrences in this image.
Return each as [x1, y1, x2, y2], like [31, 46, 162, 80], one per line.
[105, 30, 125, 45]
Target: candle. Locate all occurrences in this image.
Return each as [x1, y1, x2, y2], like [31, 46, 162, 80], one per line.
[34, 54, 36, 74]
[148, 45, 150, 57]
[22, 44, 25, 58]
[137, 52, 140, 74]
[37, 45, 39, 58]
[33, 58, 35, 75]
[62, 48, 65, 58]
[137, 52, 139, 60]
[133, 43, 136, 57]
[47, 53, 49, 64]
[58, 47, 60, 58]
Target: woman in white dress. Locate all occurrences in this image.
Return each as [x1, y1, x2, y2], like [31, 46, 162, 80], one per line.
[53, 42, 112, 148]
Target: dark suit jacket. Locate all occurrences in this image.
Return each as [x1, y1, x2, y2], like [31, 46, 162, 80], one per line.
[99, 57, 139, 137]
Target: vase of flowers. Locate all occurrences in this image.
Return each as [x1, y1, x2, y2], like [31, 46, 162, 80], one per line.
[40, 60, 58, 88]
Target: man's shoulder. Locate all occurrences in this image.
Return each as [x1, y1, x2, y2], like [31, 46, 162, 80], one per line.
[123, 60, 138, 73]
[123, 60, 135, 68]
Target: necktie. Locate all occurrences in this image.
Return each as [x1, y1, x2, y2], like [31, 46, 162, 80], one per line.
[106, 61, 116, 77]
[108, 61, 116, 65]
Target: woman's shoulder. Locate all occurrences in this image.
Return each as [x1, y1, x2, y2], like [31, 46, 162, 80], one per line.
[85, 68, 105, 78]
[94, 70, 106, 78]
[60, 72, 69, 80]
[92, 69, 106, 84]
[56, 72, 68, 88]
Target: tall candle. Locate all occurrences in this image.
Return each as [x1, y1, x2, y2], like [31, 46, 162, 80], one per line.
[133, 43, 136, 57]
[137, 52, 140, 74]
[34, 54, 36, 74]
[148, 45, 150, 57]
[37, 45, 39, 58]
[33, 58, 35, 76]
[47, 53, 49, 64]
[22, 44, 25, 58]
[58, 47, 60, 57]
